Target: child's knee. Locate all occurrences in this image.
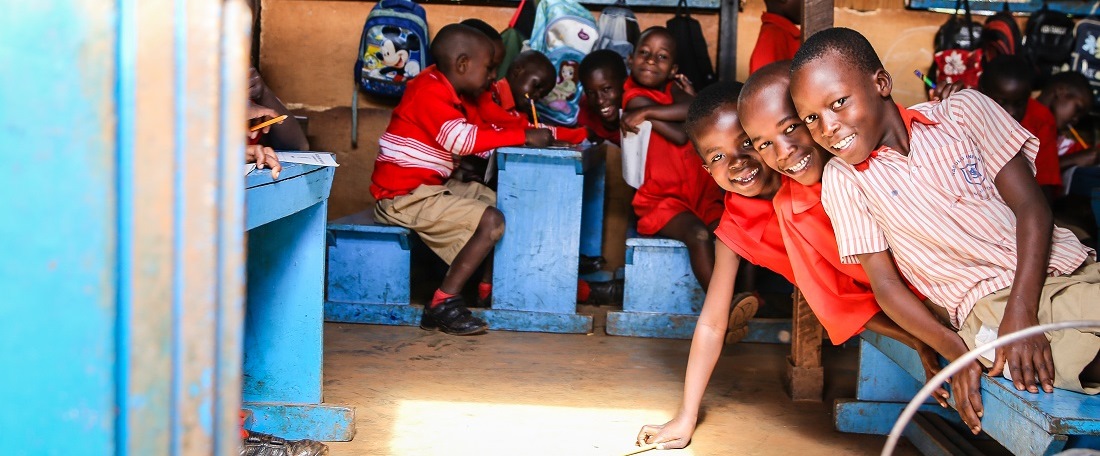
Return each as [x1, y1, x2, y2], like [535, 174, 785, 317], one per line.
[479, 207, 506, 241]
[686, 224, 712, 246]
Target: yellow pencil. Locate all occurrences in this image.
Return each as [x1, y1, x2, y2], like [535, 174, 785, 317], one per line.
[620, 443, 660, 456]
[250, 114, 288, 132]
[526, 93, 540, 127]
[1068, 124, 1089, 149]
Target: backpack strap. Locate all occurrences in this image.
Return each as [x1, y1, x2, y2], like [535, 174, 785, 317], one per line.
[676, 0, 689, 17]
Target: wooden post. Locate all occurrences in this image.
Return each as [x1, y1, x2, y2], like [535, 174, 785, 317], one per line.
[717, 0, 738, 82]
[781, 0, 833, 403]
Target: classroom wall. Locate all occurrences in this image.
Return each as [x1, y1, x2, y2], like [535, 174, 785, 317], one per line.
[258, 0, 956, 270]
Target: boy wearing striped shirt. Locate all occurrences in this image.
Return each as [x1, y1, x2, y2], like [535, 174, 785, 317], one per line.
[789, 27, 1100, 435]
[370, 24, 552, 335]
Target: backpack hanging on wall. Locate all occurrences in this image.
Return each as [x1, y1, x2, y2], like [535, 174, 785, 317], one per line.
[529, 0, 598, 126]
[930, 0, 983, 88]
[981, 4, 1022, 62]
[1070, 17, 1100, 107]
[351, 0, 430, 147]
[667, 0, 716, 90]
[594, 0, 641, 65]
[1024, 1, 1076, 86]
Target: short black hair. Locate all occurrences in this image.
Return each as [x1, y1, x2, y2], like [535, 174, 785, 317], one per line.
[1044, 70, 1093, 99]
[637, 26, 676, 54]
[685, 81, 745, 139]
[739, 60, 791, 110]
[460, 19, 502, 42]
[431, 24, 491, 73]
[979, 55, 1036, 92]
[579, 49, 627, 83]
[791, 27, 882, 77]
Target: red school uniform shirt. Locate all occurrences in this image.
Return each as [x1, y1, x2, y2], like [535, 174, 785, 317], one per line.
[1019, 97, 1062, 187]
[468, 79, 588, 144]
[749, 12, 801, 74]
[370, 65, 527, 200]
[577, 95, 621, 146]
[715, 192, 796, 284]
[774, 179, 884, 344]
[623, 78, 725, 235]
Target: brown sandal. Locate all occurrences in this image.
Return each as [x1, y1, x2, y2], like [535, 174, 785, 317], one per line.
[725, 292, 760, 344]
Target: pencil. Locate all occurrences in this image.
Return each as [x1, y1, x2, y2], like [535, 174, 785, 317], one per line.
[620, 443, 660, 456]
[526, 93, 540, 127]
[1068, 124, 1090, 149]
[250, 114, 288, 132]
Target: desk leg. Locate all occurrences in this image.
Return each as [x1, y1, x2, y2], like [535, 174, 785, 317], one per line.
[243, 202, 355, 441]
[786, 288, 823, 401]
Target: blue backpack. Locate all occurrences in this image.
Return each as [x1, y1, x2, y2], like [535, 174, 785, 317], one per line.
[529, 0, 598, 126]
[352, 0, 430, 147]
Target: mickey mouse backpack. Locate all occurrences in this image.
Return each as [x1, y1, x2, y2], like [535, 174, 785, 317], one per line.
[351, 0, 430, 147]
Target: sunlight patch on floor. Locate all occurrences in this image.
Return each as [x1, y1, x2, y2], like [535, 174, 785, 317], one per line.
[390, 400, 695, 455]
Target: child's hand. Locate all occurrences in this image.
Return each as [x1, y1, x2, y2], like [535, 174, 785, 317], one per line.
[620, 107, 649, 134]
[928, 81, 964, 102]
[916, 343, 950, 408]
[635, 414, 695, 450]
[247, 102, 283, 138]
[950, 360, 986, 435]
[246, 144, 282, 179]
[990, 309, 1055, 394]
[525, 128, 553, 147]
[673, 73, 696, 97]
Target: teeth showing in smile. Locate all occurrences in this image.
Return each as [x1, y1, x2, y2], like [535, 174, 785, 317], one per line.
[731, 167, 759, 184]
[785, 155, 811, 174]
[601, 106, 614, 116]
[832, 134, 855, 151]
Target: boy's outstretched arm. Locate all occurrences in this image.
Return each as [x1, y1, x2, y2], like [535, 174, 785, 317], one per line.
[636, 240, 739, 450]
[991, 152, 1056, 394]
[622, 96, 690, 145]
[858, 250, 986, 435]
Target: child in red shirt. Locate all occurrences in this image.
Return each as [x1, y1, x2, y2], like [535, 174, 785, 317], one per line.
[978, 55, 1061, 201]
[635, 81, 791, 450]
[578, 49, 627, 146]
[621, 27, 725, 291]
[748, 0, 802, 74]
[470, 51, 588, 145]
[370, 24, 552, 335]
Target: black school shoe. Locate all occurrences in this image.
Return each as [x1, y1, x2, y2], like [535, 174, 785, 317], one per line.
[421, 296, 489, 336]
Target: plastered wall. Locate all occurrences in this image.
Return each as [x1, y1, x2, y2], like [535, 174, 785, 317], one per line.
[258, 0, 958, 269]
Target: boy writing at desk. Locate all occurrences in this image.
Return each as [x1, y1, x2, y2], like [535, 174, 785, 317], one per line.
[370, 23, 552, 335]
[789, 27, 1100, 434]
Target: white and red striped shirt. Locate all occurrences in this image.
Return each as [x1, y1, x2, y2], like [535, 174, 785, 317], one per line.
[370, 65, 527, 200]
[821, 90, 1092, 328]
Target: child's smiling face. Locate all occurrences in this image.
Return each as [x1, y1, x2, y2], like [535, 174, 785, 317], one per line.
[740, 75, 828, 186]
[581, 67, 624, 125]
[630, 30, 677, 89]
[694, 104, 782, 197]
[790, 50, 892, 166]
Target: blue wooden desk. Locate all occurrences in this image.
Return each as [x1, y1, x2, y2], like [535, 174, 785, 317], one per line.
[475, 146, 599, 333]
[243, 162, 355, 441]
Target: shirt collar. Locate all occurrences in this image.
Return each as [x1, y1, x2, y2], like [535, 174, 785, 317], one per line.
[725, 192, 774, 242]
[788, 179, 821, 214]
[761, 12, 801, 39]
[855, 103, 937, 171]
[495, 79, 515, 111]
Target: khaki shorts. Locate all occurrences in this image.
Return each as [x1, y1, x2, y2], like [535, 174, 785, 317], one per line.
[374, 179, 497, 265]
[956, 259, 1100, 394]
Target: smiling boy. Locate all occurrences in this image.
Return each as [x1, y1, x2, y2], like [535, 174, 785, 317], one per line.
[789, 27, 1100, 433]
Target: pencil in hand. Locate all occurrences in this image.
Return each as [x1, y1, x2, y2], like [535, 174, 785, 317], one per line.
[526, 93, 540, 128]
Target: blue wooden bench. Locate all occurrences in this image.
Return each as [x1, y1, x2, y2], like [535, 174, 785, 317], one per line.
[606, 237, 791, 343]
[323, 210, 422, 326]
[836, 331, 1100, 455]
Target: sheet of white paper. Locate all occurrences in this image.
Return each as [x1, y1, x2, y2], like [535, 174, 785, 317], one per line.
[275, 151, 339, 167]
[620, 120, 651, 189]
[244, 163, 257, 175]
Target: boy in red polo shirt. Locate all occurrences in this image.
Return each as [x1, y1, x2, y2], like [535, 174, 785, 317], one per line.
[978, 55, 1061, 202]
[738, 59, 947, 387]
[748, 0, 802, 74]
[371, 24, 552, 335]
[790, 28, 1099, 434]
[634, 81, 790, 450]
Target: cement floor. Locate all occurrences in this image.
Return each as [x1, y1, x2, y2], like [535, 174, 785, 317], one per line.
[320, 308, 932, 456]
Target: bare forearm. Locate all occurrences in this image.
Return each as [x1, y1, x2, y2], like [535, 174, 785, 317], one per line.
[650, 120, 689, 145]
[679, 243, 739, 418]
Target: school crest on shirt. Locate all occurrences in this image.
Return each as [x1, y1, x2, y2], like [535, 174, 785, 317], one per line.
[950, 153, 994, 199]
